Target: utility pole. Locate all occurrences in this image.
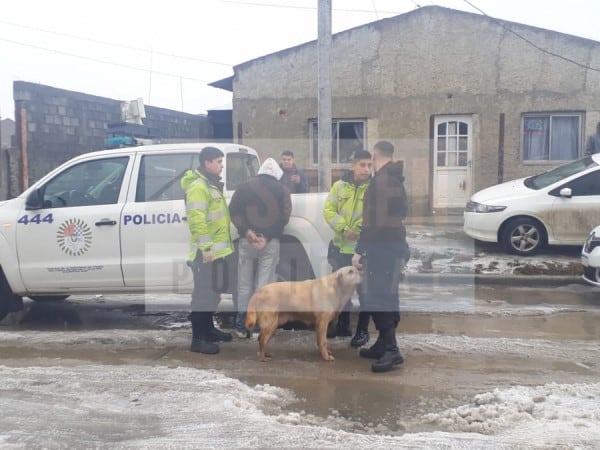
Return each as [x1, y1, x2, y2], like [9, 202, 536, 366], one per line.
[317, 0, 332, 192]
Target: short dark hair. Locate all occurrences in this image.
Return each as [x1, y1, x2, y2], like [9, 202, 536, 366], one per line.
[281, 150, 294, 158]
[373, 140, 394, 157]
[199, 146, 224, 166]
[352, 150, 372, 161]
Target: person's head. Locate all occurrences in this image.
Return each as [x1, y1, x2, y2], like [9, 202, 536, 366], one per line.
[258, 157, 284, 180]
[372, 140, 394, 171]
[351, 150, 372, 182]
[280, 150, 296, 170]
[199, 146, 224, 177]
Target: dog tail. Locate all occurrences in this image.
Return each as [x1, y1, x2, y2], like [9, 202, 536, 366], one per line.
[245, 295, 257, 331]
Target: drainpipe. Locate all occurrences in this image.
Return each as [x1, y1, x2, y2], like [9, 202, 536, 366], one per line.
[497, 113, 505, 184]
[20, 106, 29, 191]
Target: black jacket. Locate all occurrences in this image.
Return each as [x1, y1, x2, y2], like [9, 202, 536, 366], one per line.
[229, 174, 292, 240]
[279, 164, 309, 193]
[356, 161, 408, 254]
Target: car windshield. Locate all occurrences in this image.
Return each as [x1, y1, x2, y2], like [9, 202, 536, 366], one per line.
[524, 156, 598, 190]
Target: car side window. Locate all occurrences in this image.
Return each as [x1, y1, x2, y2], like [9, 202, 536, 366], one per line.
[136, 153, 197, 202]
[553, 170, 600, 197]
[226, 152, 260, 191]
[43, 157, 129, 208]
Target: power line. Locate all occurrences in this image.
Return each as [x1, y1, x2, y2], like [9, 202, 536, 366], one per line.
[0, 36, 219, 83]
[0, 19, 233, 67]
[462, 0, 600, 72]
[221, 0, 402, 14]
[371, 0, 380, 19]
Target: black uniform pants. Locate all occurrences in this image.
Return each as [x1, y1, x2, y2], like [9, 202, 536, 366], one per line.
[191, 257, 229, 312]
[362, 246, 404, 331]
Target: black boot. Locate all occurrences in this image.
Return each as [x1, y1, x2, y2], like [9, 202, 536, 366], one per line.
[359, 332, 385, 359]
[350, 312, 370, 348]
[190, 312, 220, 354]
[371, 328, 404, 373]
[350, 329, 369, 348]
[205, 311, 232, 342]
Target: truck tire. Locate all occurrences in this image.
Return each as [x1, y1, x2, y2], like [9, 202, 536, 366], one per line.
[0, 268, 24, 321]
[28, 295, 70, 302]
[277, 237, 314, 282]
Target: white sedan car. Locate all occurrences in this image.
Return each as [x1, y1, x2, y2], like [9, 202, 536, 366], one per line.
[581, 226, 600, 286]
[464, 154, 600, 255]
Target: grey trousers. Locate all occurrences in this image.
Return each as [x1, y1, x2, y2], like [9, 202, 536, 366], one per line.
[235, 237, 280, 330]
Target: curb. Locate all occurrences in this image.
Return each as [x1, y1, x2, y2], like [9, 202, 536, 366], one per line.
[404, 272, 586, 287]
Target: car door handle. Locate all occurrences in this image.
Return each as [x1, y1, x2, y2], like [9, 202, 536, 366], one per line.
[95, 219, 117, 226]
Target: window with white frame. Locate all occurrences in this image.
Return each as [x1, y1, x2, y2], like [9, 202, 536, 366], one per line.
[522, 113, 582, 161]
[309, 119, 366, 165]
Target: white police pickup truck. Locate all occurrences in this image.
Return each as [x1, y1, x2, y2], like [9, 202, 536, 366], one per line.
[0, 143, 332, 319]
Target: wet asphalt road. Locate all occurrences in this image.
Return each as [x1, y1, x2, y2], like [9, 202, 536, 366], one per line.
[1, 280, 599, 438]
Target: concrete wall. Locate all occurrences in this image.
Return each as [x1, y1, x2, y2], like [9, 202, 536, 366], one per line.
[1, 118, 15, 149]
[231, 6, 600, 215]
[11, 81, 214, 191]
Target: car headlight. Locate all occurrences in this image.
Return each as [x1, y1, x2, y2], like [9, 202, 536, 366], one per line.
[584, 231, 600, 253]
[465, 201, 507, 213]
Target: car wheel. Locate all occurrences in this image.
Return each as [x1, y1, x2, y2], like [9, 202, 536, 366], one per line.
[28, 295, 70, 302]
[501, 217, 546, 255]
[0, 269, 24, 321]
[583, 266, 600, 285]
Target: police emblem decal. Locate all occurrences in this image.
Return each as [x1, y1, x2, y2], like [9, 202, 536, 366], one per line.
[56, 218, 92, 256]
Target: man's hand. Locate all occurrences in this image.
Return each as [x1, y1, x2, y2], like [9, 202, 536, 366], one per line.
[246, 229, 266, 250]
[345, 229, 358, 240]
[252, 235, 267, 250]
[202, 251, 214, 263]
[291, 174, 300, 184]
[352, 253, 363, 269]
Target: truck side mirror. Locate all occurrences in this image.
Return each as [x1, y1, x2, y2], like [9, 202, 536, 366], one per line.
[25, 189, 44, 210]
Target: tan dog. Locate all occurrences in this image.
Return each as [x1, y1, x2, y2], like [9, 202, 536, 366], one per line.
[245, 266, 362, 362]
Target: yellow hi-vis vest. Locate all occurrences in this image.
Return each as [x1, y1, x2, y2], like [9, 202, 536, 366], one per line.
[323, 178, 368, 254]
[181, 169, 233, 261]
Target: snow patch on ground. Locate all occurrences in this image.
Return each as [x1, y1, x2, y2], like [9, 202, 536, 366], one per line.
[421, 382, 600, 445]
[406, 227, 581, 275]
[1, 330, 599, 366]
[0, 364, 598, 448]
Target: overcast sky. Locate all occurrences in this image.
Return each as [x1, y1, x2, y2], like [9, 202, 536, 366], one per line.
[1, 0, 599, 120]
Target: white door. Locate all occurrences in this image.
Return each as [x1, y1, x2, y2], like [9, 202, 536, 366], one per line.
[433, 116, 472, 209]
[16, 156, 131, 290]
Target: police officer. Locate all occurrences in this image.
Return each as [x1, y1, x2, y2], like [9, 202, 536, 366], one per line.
[352, 140, 409, 373]
[181, 146, 233, 354]
[323, 150, 372, 347]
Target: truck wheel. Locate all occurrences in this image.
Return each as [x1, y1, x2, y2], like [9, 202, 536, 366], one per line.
[0, 269, 24, 321]
[277, 238, 314, 282]
[501, 217, 546, 255]
[28, 295, 70, 302]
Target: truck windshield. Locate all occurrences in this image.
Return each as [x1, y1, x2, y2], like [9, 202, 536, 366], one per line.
[524, 156, 598, 190]
[226, 153, 260, 191]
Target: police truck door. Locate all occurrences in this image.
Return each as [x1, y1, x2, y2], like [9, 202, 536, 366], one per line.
[120, 152, 195, 291]
[15, 156, 130, 290]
